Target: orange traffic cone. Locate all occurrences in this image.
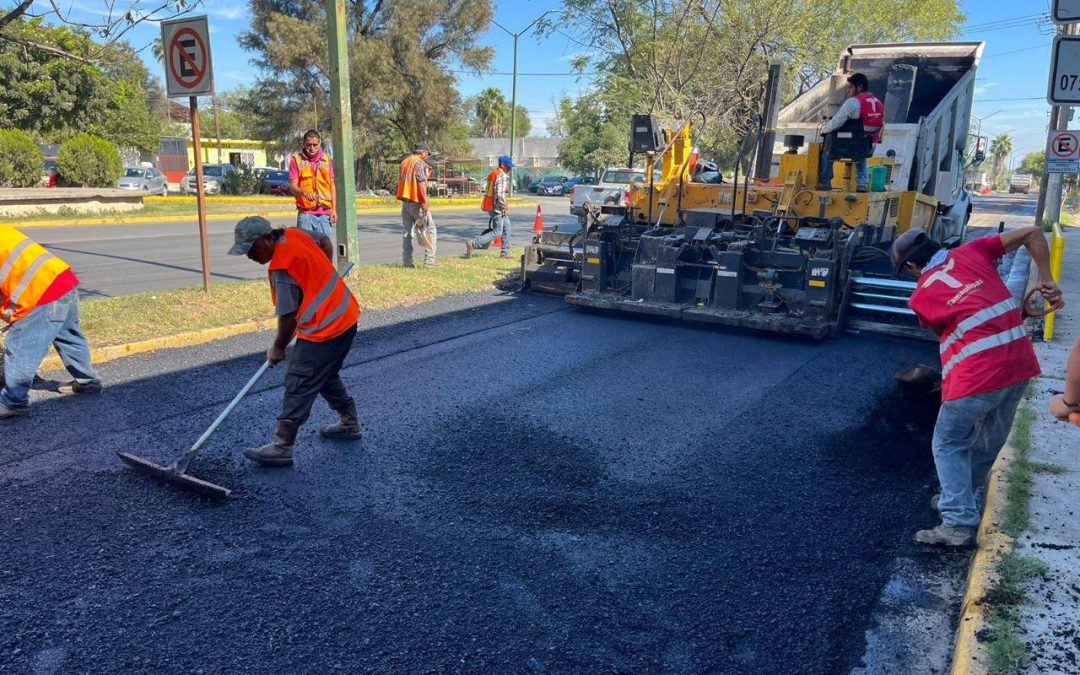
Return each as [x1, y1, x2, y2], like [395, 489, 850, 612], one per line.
[492, 234, 503, 248]
[532, 204, 544, 235]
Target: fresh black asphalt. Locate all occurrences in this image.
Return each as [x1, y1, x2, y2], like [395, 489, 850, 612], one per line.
[0, 285, 963, 674]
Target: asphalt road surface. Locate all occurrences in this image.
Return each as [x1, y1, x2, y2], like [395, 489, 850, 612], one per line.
[28, 195, 578, 298]
[969, 191, 1037, 229]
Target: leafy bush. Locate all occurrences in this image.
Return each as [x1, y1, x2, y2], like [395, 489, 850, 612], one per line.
[221, 166, 258, 195]
[0, 129, 45, 188]
[57, 133, 123, 187]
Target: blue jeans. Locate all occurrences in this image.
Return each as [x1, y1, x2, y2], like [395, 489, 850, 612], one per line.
[296, 212, 332, 239]
[932, 382, 1026, 527]
[819, 150, 868, 189]
[472, 213, 511, 256]
[1, 289, 98, 410]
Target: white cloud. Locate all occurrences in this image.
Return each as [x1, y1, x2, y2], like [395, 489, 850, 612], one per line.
[973, 82, 1000, 96]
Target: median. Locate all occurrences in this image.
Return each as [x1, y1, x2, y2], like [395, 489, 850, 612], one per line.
[2, 254, 520, 371]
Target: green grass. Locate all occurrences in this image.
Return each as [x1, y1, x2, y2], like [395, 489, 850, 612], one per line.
[1, 253, 520, 350]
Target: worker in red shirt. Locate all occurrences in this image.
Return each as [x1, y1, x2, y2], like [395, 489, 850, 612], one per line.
[892, 227, 1064, 547]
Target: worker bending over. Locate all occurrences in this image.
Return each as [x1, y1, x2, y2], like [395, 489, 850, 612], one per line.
[1, 225, 101, 419]
[466, 155, 514, 258]
[228, 217, 361, 466]
[892, 226, 1063, 547]
[818, 72, 884, 193]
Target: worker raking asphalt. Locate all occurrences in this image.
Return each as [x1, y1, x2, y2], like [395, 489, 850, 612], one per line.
[0, 288, 966, 673]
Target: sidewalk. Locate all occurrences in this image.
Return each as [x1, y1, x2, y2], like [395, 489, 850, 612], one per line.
[1017, 223, 1080, 673]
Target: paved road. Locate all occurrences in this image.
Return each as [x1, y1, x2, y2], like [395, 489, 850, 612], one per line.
[969, 191, 1037, 229]
[28, 196, 577, 298]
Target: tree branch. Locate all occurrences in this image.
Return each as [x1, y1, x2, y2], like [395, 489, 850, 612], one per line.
[0, 31, 94, 64]
[0, 0, 34, 32]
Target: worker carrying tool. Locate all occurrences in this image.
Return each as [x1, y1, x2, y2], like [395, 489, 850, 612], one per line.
[892, 226, 1064, 547]
[466, 155, 514, 259]
[397, 142, 437, 268]
[0, 225, 101, 420]
[228, 216, 362, 467]
[817, 72, 884, 193]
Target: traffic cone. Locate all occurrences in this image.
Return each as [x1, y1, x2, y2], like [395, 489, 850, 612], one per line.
[532, 204, 544, 235]
[493, 234, 503, 248]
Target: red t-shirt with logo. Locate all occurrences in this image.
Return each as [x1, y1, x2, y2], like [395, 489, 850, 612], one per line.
[908, 235, 1039, 401]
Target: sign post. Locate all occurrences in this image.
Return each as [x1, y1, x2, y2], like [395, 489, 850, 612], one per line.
[1047, 130, 1080, 173]
[161, 15, 215, 292]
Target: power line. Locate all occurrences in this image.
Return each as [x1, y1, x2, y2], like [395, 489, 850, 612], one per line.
[964, 12, 1046, 30]
[976, 96, 1045, 102]
[981, 43, 1050, 58]
[449, 69, 591, 77]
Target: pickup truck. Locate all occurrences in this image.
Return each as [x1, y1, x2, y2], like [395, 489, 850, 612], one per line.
[1009, 174, 1033, 194]
[570, 167, 660, 223]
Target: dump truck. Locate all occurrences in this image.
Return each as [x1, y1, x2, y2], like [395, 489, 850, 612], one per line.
[521, 41, 986, 340]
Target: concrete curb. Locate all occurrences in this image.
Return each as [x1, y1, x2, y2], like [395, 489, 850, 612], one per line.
[11, 198, 534, 229]
[949, 442, 1017, 675]
[39, 318, 276, 373]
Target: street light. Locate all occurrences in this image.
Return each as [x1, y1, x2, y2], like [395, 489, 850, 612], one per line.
[490, 9, 557, 192]
[971, 109, 1003, 139]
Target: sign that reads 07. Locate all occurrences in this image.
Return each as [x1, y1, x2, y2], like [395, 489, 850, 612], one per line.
[161, 15, 214, 98]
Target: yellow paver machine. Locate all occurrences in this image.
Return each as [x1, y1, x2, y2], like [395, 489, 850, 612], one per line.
[522, 42, 985, 339]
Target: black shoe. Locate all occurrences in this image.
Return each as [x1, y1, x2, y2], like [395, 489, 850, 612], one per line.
[58, 379, 103, 394]
[816, 184, 832, 191]
[856, 185, 868, 193]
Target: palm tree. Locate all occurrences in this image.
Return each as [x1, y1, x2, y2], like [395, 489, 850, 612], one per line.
[474, 87, 507, 138]
[989, 133, 1013, 181]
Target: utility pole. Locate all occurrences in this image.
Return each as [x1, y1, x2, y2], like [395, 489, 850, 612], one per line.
[325, 0, 358, 271]
[1038, 20, 1080, 228]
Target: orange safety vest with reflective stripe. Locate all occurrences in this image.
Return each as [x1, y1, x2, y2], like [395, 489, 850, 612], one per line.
[481, 169, 500, 212]
[396, 154, 425, 204]
[292, 152, 333, 212]
[0, 225, 72, 322]
[268, 229, 360, 342]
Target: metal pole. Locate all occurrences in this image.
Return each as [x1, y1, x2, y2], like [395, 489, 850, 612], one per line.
[325, 0, 358, 271]
[755, 61, 783, 180]
[509, 33, 518, 195]
[1038, 22, 1078, 229]
[190, 96, 211, 292]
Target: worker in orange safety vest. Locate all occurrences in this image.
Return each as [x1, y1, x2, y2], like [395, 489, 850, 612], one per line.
[466, 155, 513, 258]
[228, 216, 361, 466]
[396, 142, 437, 268]
[289, 129, 337, 240]
[1, 225, 101, 419]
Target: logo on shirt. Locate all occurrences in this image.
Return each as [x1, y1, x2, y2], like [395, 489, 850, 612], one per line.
[922, 258, 962, 289]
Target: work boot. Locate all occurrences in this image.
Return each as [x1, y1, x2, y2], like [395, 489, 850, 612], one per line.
[57, 379, 103, 394]
[856, 185, 869, 193]
[465, 241, 474, 258]
[0, 404, 29, 420]
[244, 419, 299, 467]
[320, 402, 363, 440]
[914, 524, 976, 548]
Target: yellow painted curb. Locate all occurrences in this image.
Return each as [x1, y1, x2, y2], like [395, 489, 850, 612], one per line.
[950, 442, 1016, 675]
[40, 319, 276, 372]
[11, 198, 533, 229]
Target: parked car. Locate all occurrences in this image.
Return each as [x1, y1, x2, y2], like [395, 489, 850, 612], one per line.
[116, 166, 168, 196]
[257, 169, 292, 196]
[528, 177, 543, 193]
[563, 176, 594, 191]
[570, 167, 660, 222]
[41, 160, 59, 188]
[180, 163, 236, 195]
[535, 175, 568, 196]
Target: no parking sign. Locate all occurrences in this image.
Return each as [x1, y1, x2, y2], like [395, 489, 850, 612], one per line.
[161, 16, 214, 98]
[1047, 130, 1080, 174]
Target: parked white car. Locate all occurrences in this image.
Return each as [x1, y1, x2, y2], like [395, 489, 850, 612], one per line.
[570, 167, 660, 223]
[116, 166, 168, 196]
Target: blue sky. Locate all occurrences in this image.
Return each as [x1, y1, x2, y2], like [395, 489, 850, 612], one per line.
[64, 1, 1059, 163]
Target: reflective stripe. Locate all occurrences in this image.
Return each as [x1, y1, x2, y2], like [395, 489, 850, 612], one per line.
[298, 272, 340, 323]
[941, 325, 1029, 379]
[9, 251, 54, 304]
[0, 238, 33, 286]
[940, 298, 1019, 355]
[298, 292, 352, 337]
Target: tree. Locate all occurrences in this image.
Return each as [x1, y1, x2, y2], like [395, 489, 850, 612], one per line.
[0, 129, 44, 187]
[0, 18, 163, 151]
[240, 0, 493, 187]
[466, 87, 532, 138]
[989, 134, 1013, 181]
[1017, 151, 1045, 184]
[542, 0, 964, 168]
[57, 132, 123, 187]
[555, 94, 627, 177]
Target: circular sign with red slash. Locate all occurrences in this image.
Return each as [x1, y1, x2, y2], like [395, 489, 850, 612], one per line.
[1051, 131, 1080, 158]
[168, 27, 208, 91]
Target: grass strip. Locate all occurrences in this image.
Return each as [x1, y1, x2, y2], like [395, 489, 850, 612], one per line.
[1, 253, 519, 351]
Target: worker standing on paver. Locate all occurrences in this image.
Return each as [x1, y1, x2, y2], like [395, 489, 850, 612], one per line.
[289, 130, 337, 240]
[892, 227, 1064, 547]
[227, 216, 362, 466]
[466, 155, 513, 259]
[1049, 337, 1080, 427]
[817, 73, 884, 193]
[1, 225, 101, 419]
[397, 142, 437, 268]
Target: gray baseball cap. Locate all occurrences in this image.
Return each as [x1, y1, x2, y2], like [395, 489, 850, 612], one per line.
[228, 216, 273, 256]
[413, 141, 430, 153]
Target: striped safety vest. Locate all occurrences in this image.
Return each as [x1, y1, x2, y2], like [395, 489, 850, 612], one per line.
[481, 169, 500, 212]
[396, 154, 425, 204]
[0, 225, 73, 322]
[268, 229, 360, 342]
[908, 236, 1040, 401]
[291, 152, 333, 212]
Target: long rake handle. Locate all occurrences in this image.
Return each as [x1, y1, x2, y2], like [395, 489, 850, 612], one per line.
[174, 360, 271, 474]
